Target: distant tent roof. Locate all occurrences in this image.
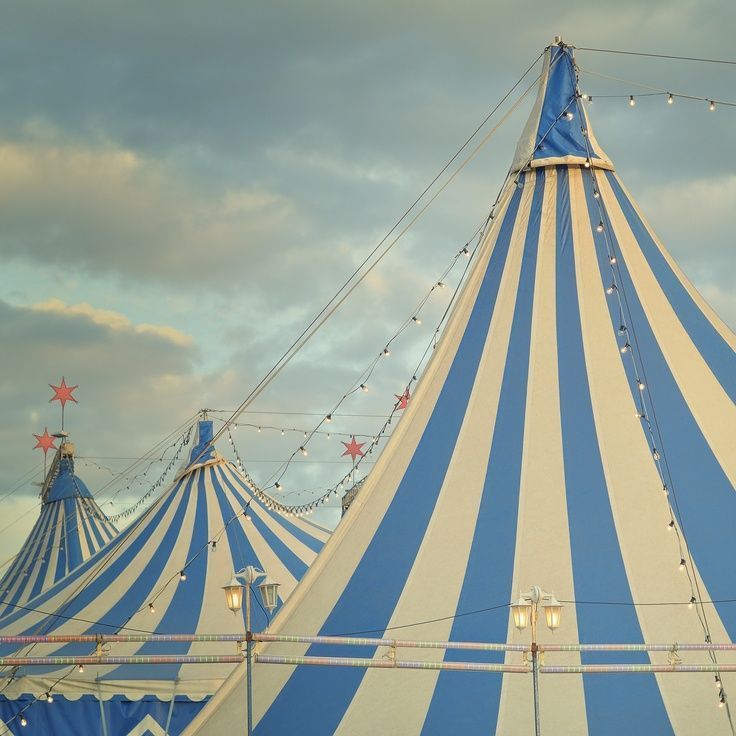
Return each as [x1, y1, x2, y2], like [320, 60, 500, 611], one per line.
[0, 441, 117, 616]
[185, 41, 736, 736]
[0, 421, 329, 732]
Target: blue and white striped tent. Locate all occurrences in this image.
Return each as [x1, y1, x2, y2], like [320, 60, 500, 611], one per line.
[0, 440, 117, 617]
[186, 42, 735, 735]
[0, 420, 329, 734]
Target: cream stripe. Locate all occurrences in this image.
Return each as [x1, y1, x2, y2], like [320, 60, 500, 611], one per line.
[598, 175, 736, 487]
[184, 182, 524, 735]
[496, 168, 587, 736]
[333, 172, 537, 736]
[571, 168, 736, 734]
[611, 175, 736, 350]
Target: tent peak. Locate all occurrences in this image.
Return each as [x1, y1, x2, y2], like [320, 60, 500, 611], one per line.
[510, 42, 613, 173]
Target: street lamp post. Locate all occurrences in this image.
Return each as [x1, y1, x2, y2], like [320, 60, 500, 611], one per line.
[510, 586, 563, 736]
[223, 566, 280, 736]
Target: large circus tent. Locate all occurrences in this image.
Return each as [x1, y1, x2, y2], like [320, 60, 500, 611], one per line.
[182, 40, 736, 735]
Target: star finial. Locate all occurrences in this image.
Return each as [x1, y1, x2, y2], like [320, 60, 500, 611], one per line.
[49, 377, 79, 408]
[394, 388, 411, 410]
[341, 435, 365, 462]
[33, 428, 57, 456]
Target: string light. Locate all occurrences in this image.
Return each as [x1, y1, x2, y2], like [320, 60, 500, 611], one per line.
[383, 347, 391, 356]
[637, 379, 646, 391]
[436, 281, 446, 288]
[720, 691, 727, 708]
[596, 221, 605, 232]
[299, 446, 308, 457]
[179, 570, 187, 581]
[275, 482, 282, 491]
[606, 283, 617, 295]
[620, 342, 631, 353]
[709, 100, 716, 111]
[689, 596, 697, 609]
[584, 159, 591, 168]
[360, 384, 369, 393]
[679, 558, 687, 571]
[593, 189, 600, 199]
[211, 540, 217, 551]
[668, 520, 675, 531]
[629, 95, 636, 107]
[77, 663, 84, 673]
[565, 111, 574, 120]
[45, 693, 53, 704]
[716, 676, 722, 689]
[462, 246, 470, 257]
[667, 93, 674, 105]
[412, 316, 422, 324]
[652, 448, 661, 461]
[608, 255, 617, 264]
[20, 715, 27, 727]
[148, 602, 155, 613]
[325, 414, 332, 423]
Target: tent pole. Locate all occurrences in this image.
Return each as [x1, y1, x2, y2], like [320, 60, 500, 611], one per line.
[164, 678, 178, 736]
[96, 678, 109, 736]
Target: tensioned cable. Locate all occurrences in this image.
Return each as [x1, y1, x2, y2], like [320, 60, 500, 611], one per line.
[200, 53, 545, 455]
[576, 46, 736, 65]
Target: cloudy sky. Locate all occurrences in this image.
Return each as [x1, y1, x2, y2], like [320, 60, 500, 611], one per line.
[0, 0, 734, 560]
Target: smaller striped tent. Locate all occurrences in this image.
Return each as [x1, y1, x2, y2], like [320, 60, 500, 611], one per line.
[0, 420, 329, 735]
[0, 440, 117, 618]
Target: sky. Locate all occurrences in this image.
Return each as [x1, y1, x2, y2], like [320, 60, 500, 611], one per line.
[0, 0, 734, 561]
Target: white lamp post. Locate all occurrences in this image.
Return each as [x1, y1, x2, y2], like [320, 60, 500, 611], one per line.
[223, 566, 280, 736]
[511, 586, 563, 736]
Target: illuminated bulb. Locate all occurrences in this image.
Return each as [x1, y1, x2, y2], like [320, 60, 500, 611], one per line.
[244, 511, 252, 521]
[462, 247, 470, 257]
[327, 433, 331, 439]
[584, 159, 591, 168]
[716, 676, 722, 689]
[299, 446, 308, 456]
[637, 380, 646, 391]
[709, 100, 716, 112]
[663, 484, 669, 495]
[179, 570, 187, 581]
[149, 602, 155, 613]
[689, 596, 696, 609]
[257, 426, 261, 433]
[78, 663, 84, 673]
[565, 111, 574, 120]
[667, 93, 674, 105]
[719, 692, 726, 708]
[629, 95, 636, 107]
[20, 715, 27, 726]
[596, 221, 605, 232]
[46, 693, 53, 703]
[620, 342, 631, 354]
[437, 281, 446, 288]
[606, 283, 616, 295]
[383, 347, 390, 356]
[609, 255, 617, 264]
[635, 412, 644, 419]
[668, 521, 675, 531]
[412, 316, 422, 325]
[211, 540, 217, 551]
[679, 558, 686, 571]
[281, 429, 285, 436]
[581, 93, 589, 101]
[360, 383, 369, 392]
[652, 448, 660, 461]
[325, 414, 332, 423]
[593, 189, 600, 199]
[304, 431, 307, 438]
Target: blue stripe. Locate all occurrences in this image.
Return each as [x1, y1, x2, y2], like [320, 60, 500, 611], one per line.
[211, 469, 277, 632]
[54, 500, 70, 581]
[26, 504, 61, 602]
[587, 170, 736, 642]
[79, 503, 98, 556]
[63, 497, 83, 572]
[219, 470, 308, 584]
[107, 469, 210, 681]
[605, 173, 735, 401]
[255, 180, 526, 734]
[564, 166, 672, 733]
[423, 169, 544, 734]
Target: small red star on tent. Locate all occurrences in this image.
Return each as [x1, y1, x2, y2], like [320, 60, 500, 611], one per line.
[394, 388, 411, 410]
[33, 428, 57, 456]
[341, 435, 365, 461]
[49, 376, 78, 408]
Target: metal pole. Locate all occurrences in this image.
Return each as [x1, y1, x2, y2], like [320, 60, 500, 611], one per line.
[531, 600, 541, 736]
[246, 582, 253, 736]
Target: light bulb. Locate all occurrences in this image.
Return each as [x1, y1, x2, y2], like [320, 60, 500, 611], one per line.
[179, 570, 187, 581]
[716, 676, 722, 689]
[565, 111, 574, 120]
[709, 100, 716, 112]
[581, 93, 589, 101]
[620, 343, 630, 354]
[275, 482, 282, 491]
[20, 715, 27, 726]
[360, 383, 369, 392]
[667, 93, 674, 105]
[606, 283, 616, 295]
[46, 693, 53, 703]
[629, 95, 636, 107]
[663, 484, 669, 495]
[462, 247, 470, 257]
[412, 316, 422, 325]
[584, 159, 591, 168]
[652, 449, 660, 460]
[609, 255, 617, 264]
[78, 663, 84, 673]
[327, 433, 331, 439]
[257, 426, 261, 433]
[679, 558, 686, 571]
[593, 189, 600, 199]
[149, 602, 155, 613]
[281, 429, 285, 436]
[383, 347, 390, 356]
[689, 596, 696, 609]
[638, 380, 646, 391]
[300, 446, 308, 456]
[437, 281, 446, 288]
[325, 414, 332, 423]
[596, 221, 604, 232]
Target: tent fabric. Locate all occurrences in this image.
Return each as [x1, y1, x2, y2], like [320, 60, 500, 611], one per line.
[0, 421, 329, 733]
[0, 449, 117, 617]
[184, 43, 735, 735]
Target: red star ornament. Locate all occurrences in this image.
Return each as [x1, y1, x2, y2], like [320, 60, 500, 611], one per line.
[50, 376, 79, 408]
[394, 388, 411, 410]
[33, 428, 57, 456]
[341, 435, 365, 462]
